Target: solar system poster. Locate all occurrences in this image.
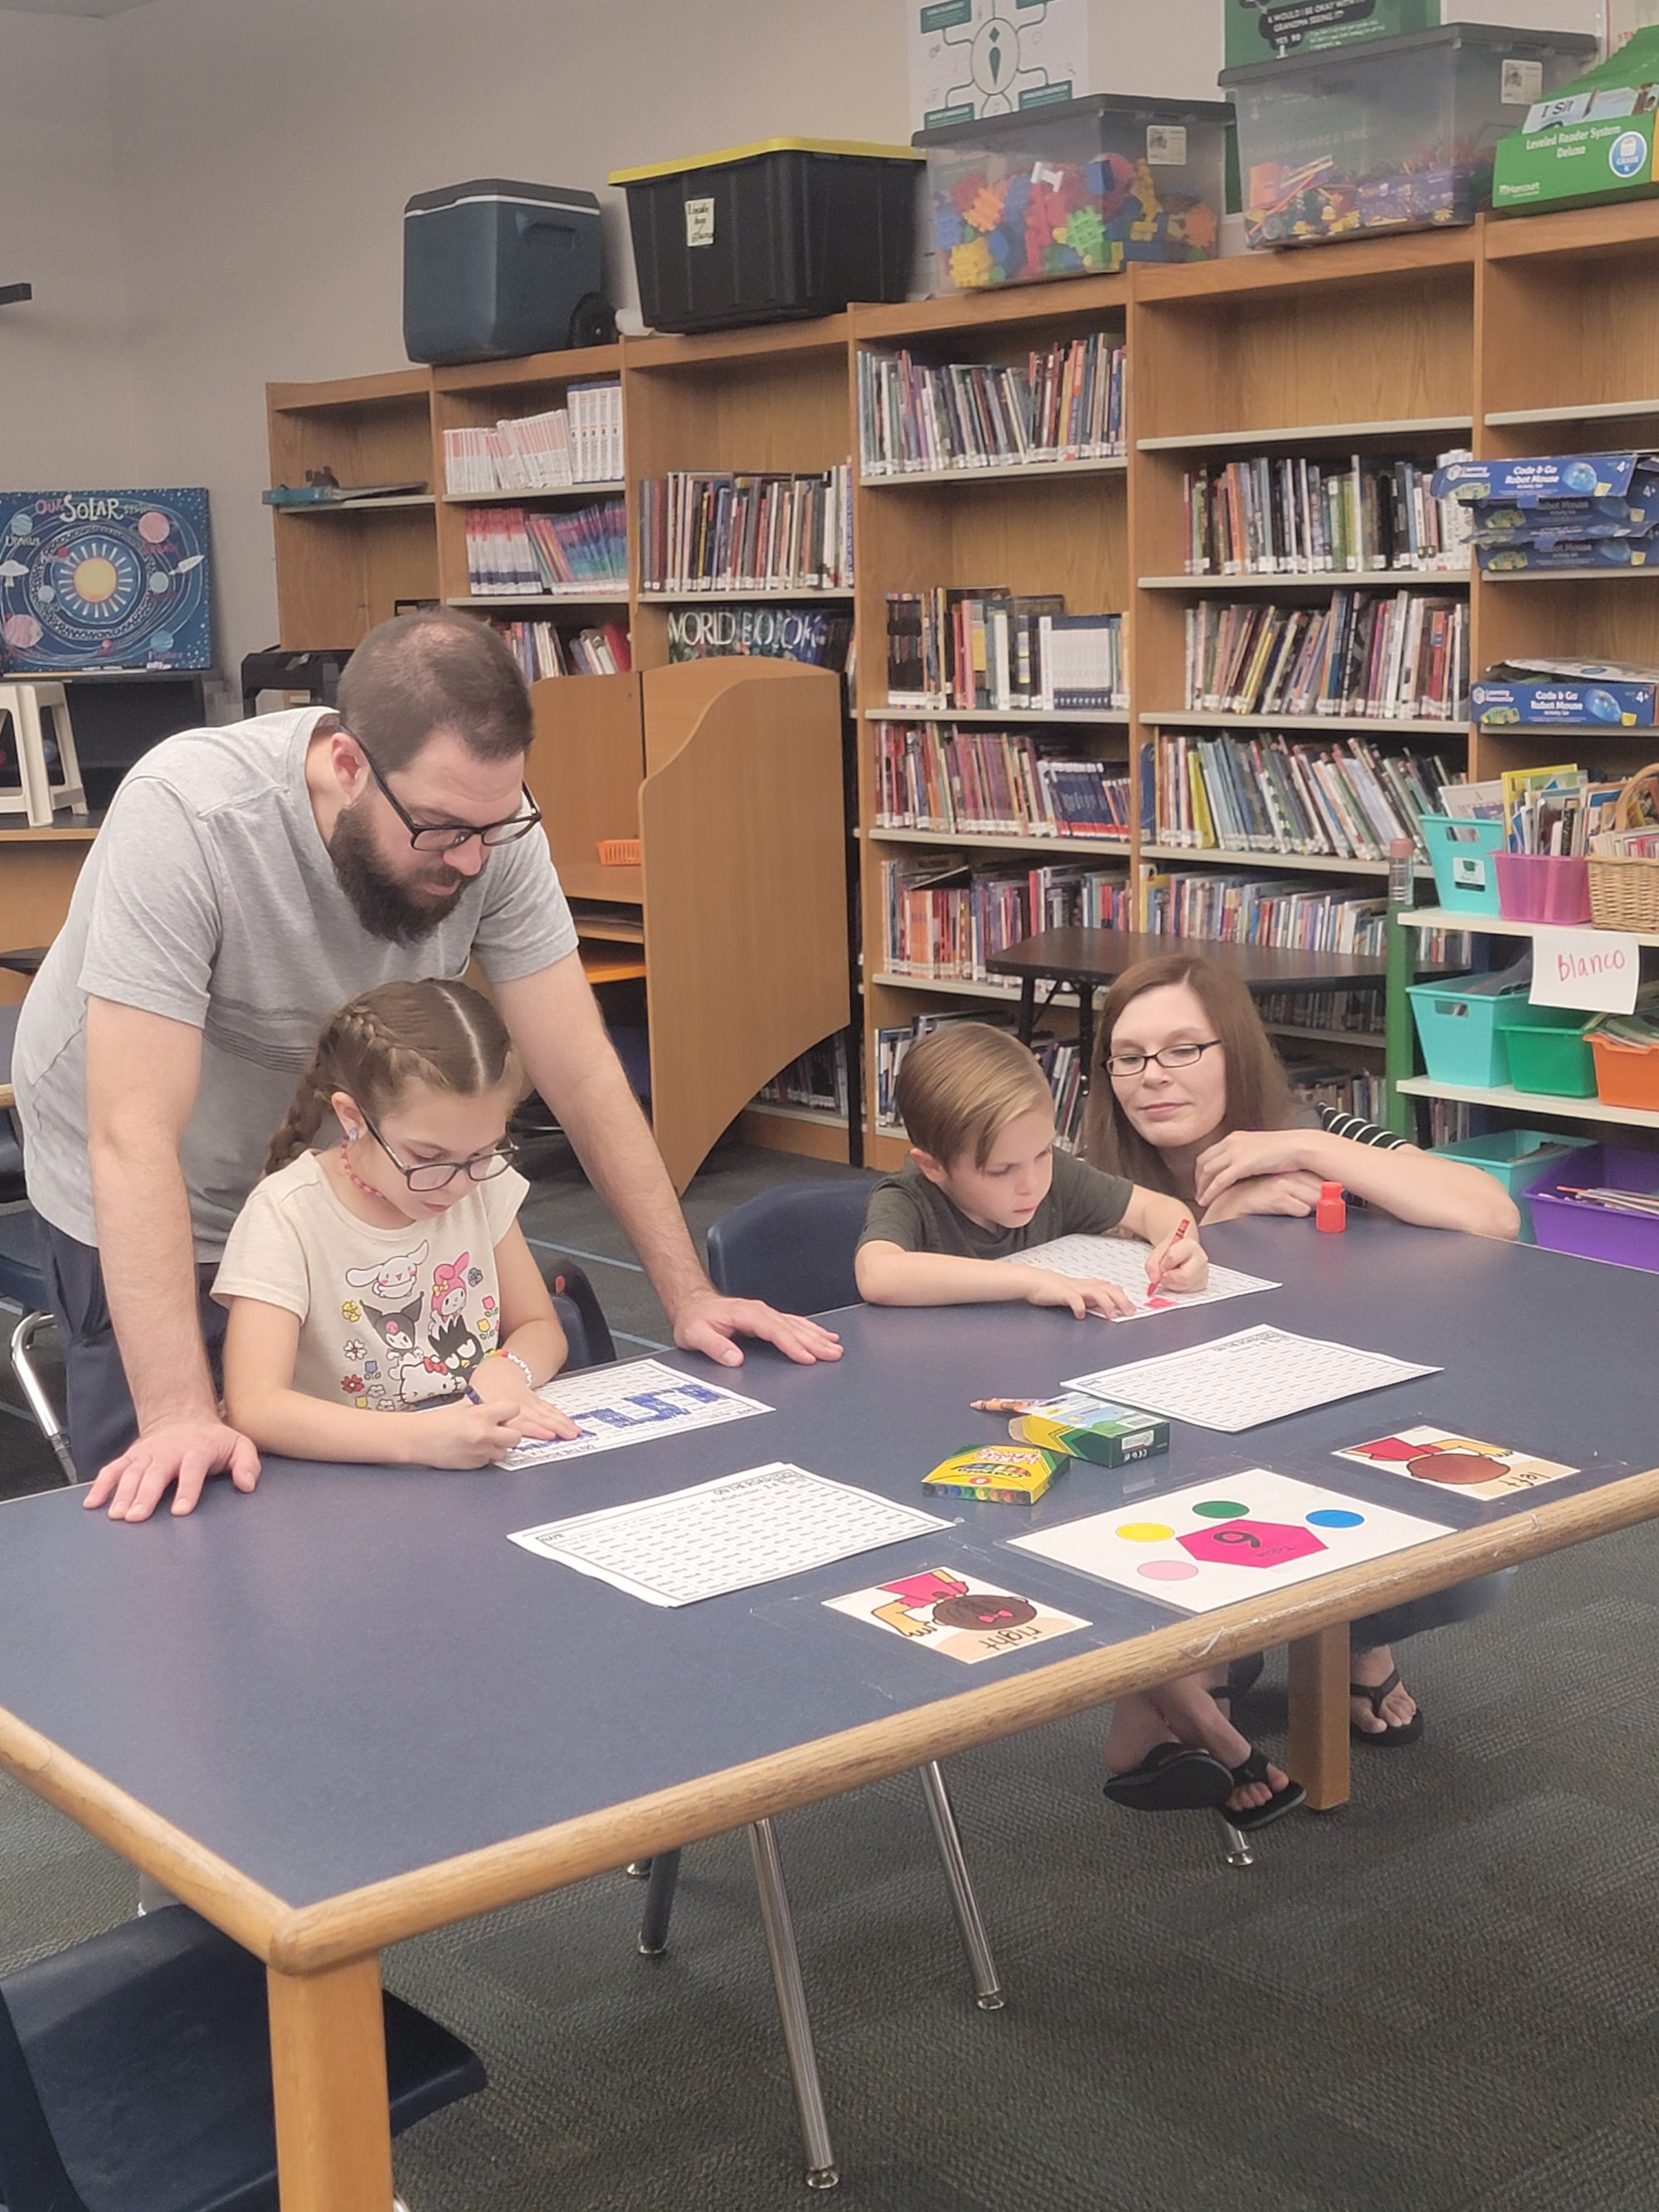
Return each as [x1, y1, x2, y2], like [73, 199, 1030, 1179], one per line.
[0, 489, 212, 673]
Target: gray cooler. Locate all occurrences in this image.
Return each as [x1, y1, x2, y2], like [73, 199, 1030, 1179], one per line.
[403, 178, 611, 364]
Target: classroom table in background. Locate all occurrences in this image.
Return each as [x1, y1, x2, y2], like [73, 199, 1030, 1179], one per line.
[985, 926, 1448, 1077]
[0, 1216, 1654, 2209]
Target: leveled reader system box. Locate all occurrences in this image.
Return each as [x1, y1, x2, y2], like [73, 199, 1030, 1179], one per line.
[1494, 28, 1659, 214]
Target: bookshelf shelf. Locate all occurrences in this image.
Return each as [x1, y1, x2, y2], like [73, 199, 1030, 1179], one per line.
[860, 456, 1126, 488]
[1266, 1023, 1384, 1051]
[1137, 416, 1474, 454]
[277, 493, 435, 513]
[1480, 567, 1659, 586]
[445, 592, 627, 609]
[1484, 400, 1659, 427]
[637, 589, 856, 605]
[1139, 571, 1471, 592]
[870, 972, 1022, 1003]
[742, 1103, 849, 1130]
[1137, 709, 1463, 737]
[868, 826, 1131, 859]
[1396, 1074, 1659, 1131]
[1398, 907, 1659, 950]
[1142, 843, 1433, 879]
[442, 484, 625, 504]
[865, 706, 1129, 726]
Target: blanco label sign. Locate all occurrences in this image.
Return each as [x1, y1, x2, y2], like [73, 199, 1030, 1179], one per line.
[1529, 926, 1641, 1014]
[684, 196, 715, 247]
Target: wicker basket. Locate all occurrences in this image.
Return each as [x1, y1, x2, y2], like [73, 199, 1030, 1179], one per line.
[1588, 761, 1659, 931]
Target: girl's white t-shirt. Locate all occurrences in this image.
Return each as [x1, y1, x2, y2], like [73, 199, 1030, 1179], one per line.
[212, 1149, 529, 1412]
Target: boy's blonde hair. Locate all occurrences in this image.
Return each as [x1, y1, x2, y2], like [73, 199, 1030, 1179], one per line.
[895, 1023, 1053, 1169]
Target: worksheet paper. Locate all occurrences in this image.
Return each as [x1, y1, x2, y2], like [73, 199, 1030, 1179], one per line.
[1007, 1469, 1451, 1616]
[1009, 1234, 1278, 1320]
[1066, 1325, 1438, 1433]
[508, 1463, 954, 1607]
[494, 1357, 771, 1470]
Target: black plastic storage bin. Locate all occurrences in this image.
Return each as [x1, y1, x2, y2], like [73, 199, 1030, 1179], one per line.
[404, 179, 611, 365]
[609, 137, 922, 334]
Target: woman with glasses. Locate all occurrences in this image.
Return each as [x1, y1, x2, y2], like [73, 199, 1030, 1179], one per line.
[212, 979, 582, 1468]
[1084, 951, 1517, 1773]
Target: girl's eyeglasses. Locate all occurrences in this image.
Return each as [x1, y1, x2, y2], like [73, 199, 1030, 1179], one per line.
[1103, 1039, 1222, 1080]
[358, 1109, 518, 1193]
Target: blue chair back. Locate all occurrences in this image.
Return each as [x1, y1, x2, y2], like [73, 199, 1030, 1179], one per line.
[0, 1208, 44, 1312]
[706, 1181, 870, 1315]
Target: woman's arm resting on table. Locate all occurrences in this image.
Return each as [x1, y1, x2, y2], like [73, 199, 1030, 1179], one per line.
[1194, 1126, 1520, 1238]
[493, 956, 841, 1366]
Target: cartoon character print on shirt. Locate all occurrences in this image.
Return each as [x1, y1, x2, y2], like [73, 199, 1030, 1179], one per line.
[427, 1253, 484, 1383]
[361, 1294, 454, 1407]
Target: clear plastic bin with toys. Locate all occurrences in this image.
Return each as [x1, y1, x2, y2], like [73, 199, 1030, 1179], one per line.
[1221, 22, 1594, 250]
[912, 93, 1232, 291]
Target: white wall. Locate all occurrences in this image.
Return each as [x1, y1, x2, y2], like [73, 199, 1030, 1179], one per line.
[0, 0, 1616, 685]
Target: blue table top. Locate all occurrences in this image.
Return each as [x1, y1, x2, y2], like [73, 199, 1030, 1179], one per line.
[0, 1214, 1651, 1910]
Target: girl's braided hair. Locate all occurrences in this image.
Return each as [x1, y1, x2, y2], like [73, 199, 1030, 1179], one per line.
[265, 979, 522, 1175]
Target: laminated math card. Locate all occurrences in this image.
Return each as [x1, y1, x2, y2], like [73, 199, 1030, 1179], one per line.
[824, 1565, 1090, 1664]
[1012, 1393, 1170, 1468]
[1333, 1425, 1579, 1501]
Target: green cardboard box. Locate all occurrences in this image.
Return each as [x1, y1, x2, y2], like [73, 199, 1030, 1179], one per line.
[1226, 0, 1438, 70]
[1494, 27, 1659, 215]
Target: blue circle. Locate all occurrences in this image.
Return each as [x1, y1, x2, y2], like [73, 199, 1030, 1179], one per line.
[1307, 1508, 1364, 1529]
[1610, 130, 1647, 180]
[7, 512, 31, 538]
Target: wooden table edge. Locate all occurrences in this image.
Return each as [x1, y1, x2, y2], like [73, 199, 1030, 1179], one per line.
[266, 1462, 1659, 1971]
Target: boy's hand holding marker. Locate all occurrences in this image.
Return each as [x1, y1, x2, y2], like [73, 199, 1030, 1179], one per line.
[1147, 1215, 1207, 1296]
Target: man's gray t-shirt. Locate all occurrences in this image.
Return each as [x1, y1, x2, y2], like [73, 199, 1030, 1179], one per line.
[858, 1150, 1133, 1259]
[15, 707, 578, 1258]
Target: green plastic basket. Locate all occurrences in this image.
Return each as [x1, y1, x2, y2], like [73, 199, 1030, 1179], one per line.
[1503, 1009, 1597, 1097]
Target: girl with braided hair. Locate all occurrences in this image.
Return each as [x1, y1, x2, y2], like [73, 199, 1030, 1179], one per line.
[212, 979, 579, 1466]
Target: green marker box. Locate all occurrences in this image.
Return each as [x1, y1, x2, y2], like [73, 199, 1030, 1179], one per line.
[1013, 1393, 1170, 1468]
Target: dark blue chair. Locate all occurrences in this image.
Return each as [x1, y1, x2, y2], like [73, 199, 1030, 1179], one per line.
[0, 1903, 483, 2212]
[705, 1180, 869, 1315]
[535, 1256, 616, 1371]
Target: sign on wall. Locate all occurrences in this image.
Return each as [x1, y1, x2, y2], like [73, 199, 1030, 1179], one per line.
[909, 0, 1090, 132]
[0, 488, 212, 673]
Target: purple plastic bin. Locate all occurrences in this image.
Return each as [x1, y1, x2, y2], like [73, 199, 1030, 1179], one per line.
[1525, 1144, 1659, 1273]
[1494, 852, 1591, 925]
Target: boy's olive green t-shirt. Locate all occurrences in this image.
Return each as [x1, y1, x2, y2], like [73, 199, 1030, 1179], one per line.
[858, 1150, 1133, 1261]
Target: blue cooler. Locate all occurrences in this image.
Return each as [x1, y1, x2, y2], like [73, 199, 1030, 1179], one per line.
[403, 179, 611, 365]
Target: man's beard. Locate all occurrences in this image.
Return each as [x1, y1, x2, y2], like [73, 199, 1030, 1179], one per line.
[327, 800, 467, 946]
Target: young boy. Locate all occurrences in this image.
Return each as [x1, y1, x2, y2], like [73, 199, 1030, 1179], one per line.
[855, 1023, 1302, 1833]
[854, 1022, 1206, 1314]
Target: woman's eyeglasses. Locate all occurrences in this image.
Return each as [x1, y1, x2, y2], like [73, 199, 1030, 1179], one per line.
[358, 1109, 518, 1193]
[1103, 1039, 1222, 1079]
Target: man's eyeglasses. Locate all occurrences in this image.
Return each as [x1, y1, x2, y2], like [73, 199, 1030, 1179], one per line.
[353, 739, 542, 853]
[1103, 1039, 1222, 1080]
[358, 1108, 518, 1194]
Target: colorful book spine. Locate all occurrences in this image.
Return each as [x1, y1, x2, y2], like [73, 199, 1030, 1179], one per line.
[859, 335, 1126, 478]
[637, 467, 853, 592]
[1180, 594, 1468, 722]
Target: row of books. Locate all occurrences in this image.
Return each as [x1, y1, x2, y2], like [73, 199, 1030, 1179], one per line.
[1181, 453, 1472, 576]
[462, 500, 627, 596]
[858, 334, 1126, 478]
[873, 1009, 1086, 1146]
[1258, 989, 1384, 1038]
[1285, 1064, 1469, 1145]
[1139, 871, 1470, 961]
[873, 722, 1131, 841]
[442, 384, 623, 493]
[881, 853, 1133, 984]
[886, 589, 1126, 713]
[666, 605, 853, 671]
[1182, 593, 1468, 722]
[1143, 730, 1454, 863]
[637, 468, 854, 593]
[756, 1036, 850, 1119]
[490, 618, 631, 682]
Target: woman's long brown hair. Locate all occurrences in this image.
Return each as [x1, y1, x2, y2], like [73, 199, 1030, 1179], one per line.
[1083, 953, 1297, 1198]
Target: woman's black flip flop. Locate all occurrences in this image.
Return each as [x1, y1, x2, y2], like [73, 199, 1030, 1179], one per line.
[1350, 1666, 1424, 1748]
[1104, 1741, 1234, 1813]
[1224, 1746, 1306, 1833]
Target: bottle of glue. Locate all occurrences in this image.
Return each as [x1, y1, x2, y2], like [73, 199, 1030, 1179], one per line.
[1316, 1182, 1346, 1233]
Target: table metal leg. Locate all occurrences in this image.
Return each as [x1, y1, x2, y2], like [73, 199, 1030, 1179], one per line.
[1216, 1815, 1255, 1869]
[917, 1762, 1003, 2010]
[1016, 979, 1036, 1047]
[637, 1847, 682, 1957]
[267, 1952, 393, 2212]
[747, 1819, 838, 2191]
[1288, 1623, 1352, 1811]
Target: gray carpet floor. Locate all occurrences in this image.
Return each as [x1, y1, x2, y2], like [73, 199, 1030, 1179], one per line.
[3, 1142, 1659, 2209]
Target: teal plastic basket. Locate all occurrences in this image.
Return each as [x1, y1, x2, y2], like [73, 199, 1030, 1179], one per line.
[1420, 816, 1503, 915]
[1408, 972, 1530, 1087]
[1429, 1127, 1595, 1242]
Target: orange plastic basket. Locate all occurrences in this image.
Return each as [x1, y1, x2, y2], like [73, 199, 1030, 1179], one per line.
[596, 839, 642, 866]
[1590, 1030, 1659, 1113]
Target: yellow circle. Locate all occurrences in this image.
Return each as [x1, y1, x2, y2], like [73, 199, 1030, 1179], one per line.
[72, 556, 119, 604]
[1116, 1521, 1175, 1543]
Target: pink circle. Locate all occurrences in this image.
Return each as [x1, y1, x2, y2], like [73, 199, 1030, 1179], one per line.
[2, 613, 41, 649]
[137, 510, 171, 544]
[1138, 1559, 1199, 1582]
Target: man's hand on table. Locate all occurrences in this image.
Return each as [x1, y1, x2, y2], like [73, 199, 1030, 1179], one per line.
[84, 1417, 261, 1521]
[672, 1288, 843, 1369]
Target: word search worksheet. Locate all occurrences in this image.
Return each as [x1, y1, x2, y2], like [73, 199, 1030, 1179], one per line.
[1008, 1235, 1278, 1320]
[1066, 1325, 1438, 1432]
[508, 1463, 954, 1607]
[495, 1357, 771, 1468]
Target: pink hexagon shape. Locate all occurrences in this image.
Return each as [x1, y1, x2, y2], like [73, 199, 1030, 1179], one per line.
[1178, 1519, 1327, 1570]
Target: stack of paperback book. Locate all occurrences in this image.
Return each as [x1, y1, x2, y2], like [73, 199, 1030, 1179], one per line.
[443, 383, 622, 492]
[859, 334, 1126, 477]
[873, 722, 1130, 840]
[757, 1037, 849, 1118]
[1138, 871, 1467, 961]
[1143, 730, 1454, 860]
[887, 590, 1125, 712]
[463, 500, 627, 596]
[880, 854, 1132, 984]
[1182, 452, 1472, 575]
[637, 468, 853, 592]
[1182, 593, 1467, 721]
